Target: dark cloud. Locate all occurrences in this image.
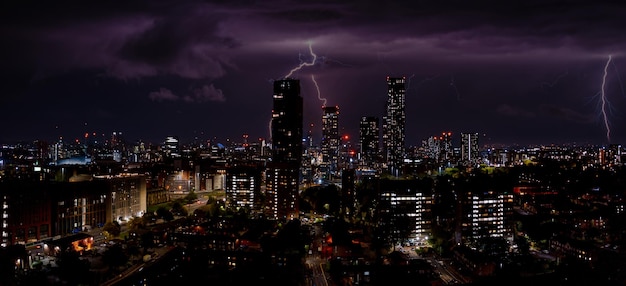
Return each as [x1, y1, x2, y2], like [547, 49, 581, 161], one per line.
[149, 84, 226, 103]
[496, 104, 536, 118]
[185, 84, 226, 103]
[539, 104, 594, 123]
[264, 8, 344, 23]
[1, 0, 625, 145]
[149, 87, 179, 102]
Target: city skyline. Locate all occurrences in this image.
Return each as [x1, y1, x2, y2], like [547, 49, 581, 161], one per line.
[2, 0, 626, 146]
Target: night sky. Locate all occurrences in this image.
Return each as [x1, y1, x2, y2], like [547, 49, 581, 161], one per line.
[2, 0, 626, 147]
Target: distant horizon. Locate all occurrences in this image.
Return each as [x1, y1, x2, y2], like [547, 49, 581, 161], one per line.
[1, 130, 622, 150]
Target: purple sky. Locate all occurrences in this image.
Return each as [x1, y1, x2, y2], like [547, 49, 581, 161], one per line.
[2, 0, 626, 147]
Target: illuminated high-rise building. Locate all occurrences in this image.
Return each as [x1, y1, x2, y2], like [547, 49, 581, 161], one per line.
[461, 132, 480, 165]
[382, 76, 406, 176]
[164, 136, 180, 158]
[464, 190, 514, 242]
[359, 116, 379, 166]
[423, 136, 440, 162]
[439, 131, 453, 164]
[110, 131, 123, 149]
[265, 79, 303, 220]
[321, 105, 340, 178]
[226, 165, 262, 210]
[377, 179, 433, 242]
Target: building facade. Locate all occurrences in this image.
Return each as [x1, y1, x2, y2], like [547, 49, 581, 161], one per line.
[377, 179, 433, 243]
[464, 190, 514, 243]
[1, 172, 149, 247]
[382, 77, 406, 176]
[225, 165, 262, 210]
[266, 79, 303, 220]
[321, 105, 340, 179]
[461, 132, 480, 165]
[359, 116, 379, 168]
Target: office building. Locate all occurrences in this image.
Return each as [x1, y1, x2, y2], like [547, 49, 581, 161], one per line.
[382, 77, 406, 176]
[439, 132, 453, 164]
[225, 165, 262, 210]
[266, 79, 303, 220]
[359, 116, 379, 167]
[461, 132, 480, 165]
[321, 105, 340, 178]
[464, 190, 514, 243]
[164, 136, 180, 158]
[377, 179, 433, 242]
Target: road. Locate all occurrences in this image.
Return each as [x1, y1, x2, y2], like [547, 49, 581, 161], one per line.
[306, 254, 330, 286]
[185, 196, 209, 214]
[304, 218, 333, 286]
[100, 245, 176, 286]
[426, 255, 470, 285]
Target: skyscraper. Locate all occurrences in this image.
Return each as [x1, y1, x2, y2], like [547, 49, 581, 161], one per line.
[225, 165, 262, 210]
[464, 190, 514, 242]
[461, 132, 480, 165]
[377, 179, 433, 243]
[266, 79, 303, 220]
[164, 136, 180, 158]
[382, 76, 406, 176]
[439, 131, 453, 164]
[359, 116, 379, 167]
[321, 105, 340, 178]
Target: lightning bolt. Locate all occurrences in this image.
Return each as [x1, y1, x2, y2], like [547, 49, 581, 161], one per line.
[271, 42, 327, 141]
[281, 42, 329, 108]
[600, 55, 612, 143]
[311, 75, 327, 107]
[283, 42, 318, 79]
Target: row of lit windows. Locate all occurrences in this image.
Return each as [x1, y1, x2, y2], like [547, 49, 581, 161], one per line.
[472, 199, 506, 204]
[472, 217, 503, 222]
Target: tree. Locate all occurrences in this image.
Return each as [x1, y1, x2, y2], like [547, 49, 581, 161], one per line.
[143, 211, 157, 225]
[184, 190, 198, 204]
[171, 201, 188, 217]
[205, 196, 224, 217]
[156, 206, 174, 221]
[128, 216, 146, 230]
[102, 221, 121, 239]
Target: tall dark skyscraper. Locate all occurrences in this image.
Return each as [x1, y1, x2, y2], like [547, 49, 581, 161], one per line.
[266, 79, 303, 220]
[321, 105, 340, 178]
[382, 76, 406, 176]
[359, 116, 379, 167]
[439, 131, 453, 164]
[270, 79, 303, 164]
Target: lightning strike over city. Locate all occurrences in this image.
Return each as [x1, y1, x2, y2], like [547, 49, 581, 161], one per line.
[283, 42, 318, 79]
[600, 55, 612, 143]
[4, 1, 626, 286]
[311, 74, 327, 107]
